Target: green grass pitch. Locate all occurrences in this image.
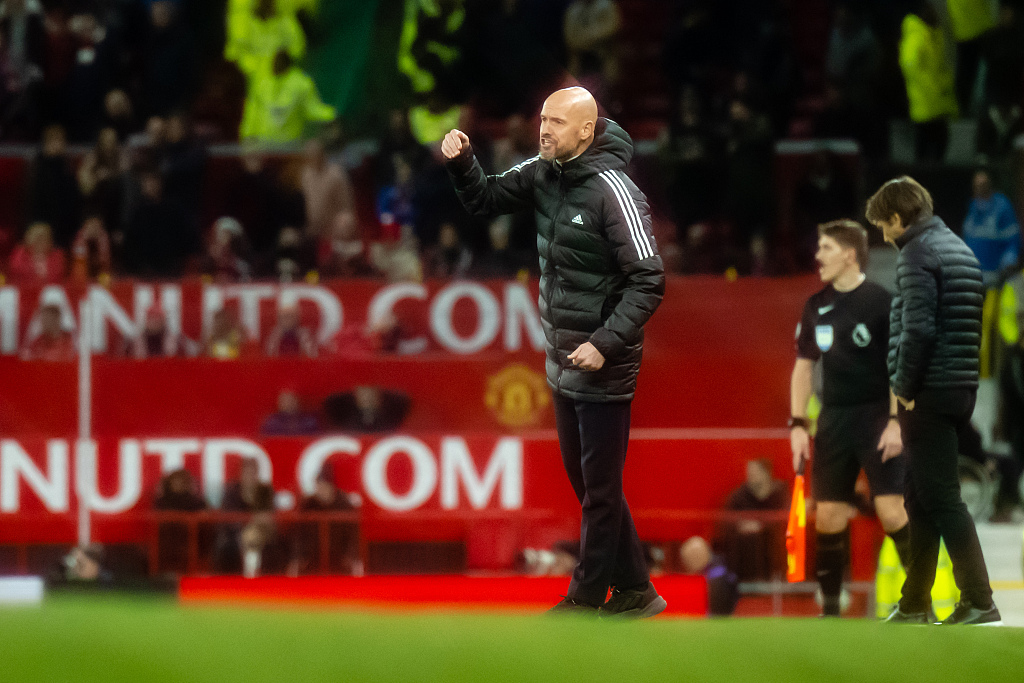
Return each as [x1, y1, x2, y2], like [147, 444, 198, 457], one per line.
[1, 596, 1023, 682]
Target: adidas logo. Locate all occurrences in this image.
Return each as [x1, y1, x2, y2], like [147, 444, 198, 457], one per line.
[572, 214, 584, 225]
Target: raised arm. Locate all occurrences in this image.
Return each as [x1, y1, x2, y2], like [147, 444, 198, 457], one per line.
[444, 129, 537, 219]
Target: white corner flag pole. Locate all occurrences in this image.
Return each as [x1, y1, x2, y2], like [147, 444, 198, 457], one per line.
[77, 298, 92, 547]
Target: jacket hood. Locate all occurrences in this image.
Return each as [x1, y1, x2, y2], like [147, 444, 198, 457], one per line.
[896, 214, 945, 249]
[557, 118, 633, 182]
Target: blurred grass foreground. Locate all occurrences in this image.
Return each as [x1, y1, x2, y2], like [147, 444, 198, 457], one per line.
[2, 595, 1024, 682]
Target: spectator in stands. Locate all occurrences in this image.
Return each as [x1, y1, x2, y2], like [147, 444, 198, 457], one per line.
[152, 467, 205, 574]
[77, 127, 127, 233]
[101, 88, 135, 141]
[239, 49, 335, 143]
[658, 87, 722, 237]
[204, 306, 246, 360]
[154, 469, 206, 512]
[472, 220, 527, 279]
[425, 222, 472, 279]
[126, 304, 195, 359]
[563, 0, 621, 90]
[717, 458, 788, 581]
[8, 221, 65, 285]
[825, 4, 880, 107]
[289, 463, 360, 575]
[127, 115, 167, 170]
[323, 386, 411, 433]
[214, 458, 278, 575]
[64, 11, 118, 142]
[69, 215, 111, 282]
[59, 543, 113, 583]
[396, 0, 466, 97]
[261, 389, 321, 435]
[142, 1, 195, 118]
[22, 302, 75, 361]
[723, 98, 774, 263]
[226, 151, 290, 258]
[27, 124, 79, 248]
[161, 113, 207, 230]
[225, 0, 305, 80]
[946, 0, 997, 114]
[0, 0, 45, 141]
[680, 536, 738, 617]
[818, 4, 885, 156]
[318, 210, 373, 278]
[376, 153, 418, 243]
[977, 3, 1024, 162]
[265, 303, 317, 358]
[516, 541, 580, 576]
[899, 2, 958, 162]
[265, 225, 316, 282]
[375, 108, 429, 188]
[963, 169, 1021, 287]
[300, 138, 354, 240]
[202, 216, 253, 283]
[122, 169, 199, 277]
[997, 267, 1024, 519]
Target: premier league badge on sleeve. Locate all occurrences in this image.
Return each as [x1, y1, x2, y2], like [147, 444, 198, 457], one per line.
[815, 325, 834, 352]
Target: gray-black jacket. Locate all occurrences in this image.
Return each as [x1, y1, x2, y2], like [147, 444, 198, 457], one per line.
[889, 215, 984, 399]
[447, 118, 664, 401]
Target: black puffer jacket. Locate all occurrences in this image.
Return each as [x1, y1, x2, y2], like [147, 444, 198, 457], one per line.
[889, 215, 984, 399]
[448, 118, 664, 401]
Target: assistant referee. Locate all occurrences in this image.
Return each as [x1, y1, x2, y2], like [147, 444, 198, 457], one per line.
[790, 220, 910, 618]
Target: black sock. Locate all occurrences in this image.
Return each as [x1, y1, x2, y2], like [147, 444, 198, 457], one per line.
[816, 529, 848, 616]
[888, 524, 912, 571]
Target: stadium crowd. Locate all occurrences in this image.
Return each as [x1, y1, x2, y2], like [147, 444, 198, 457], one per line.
[1, 0, 1023, 532]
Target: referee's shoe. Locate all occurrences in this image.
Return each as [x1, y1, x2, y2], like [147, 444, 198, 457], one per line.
[937, 600, 1003, 626]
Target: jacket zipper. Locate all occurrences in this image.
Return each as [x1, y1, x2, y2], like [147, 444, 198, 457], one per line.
[553, 167, 566, 393]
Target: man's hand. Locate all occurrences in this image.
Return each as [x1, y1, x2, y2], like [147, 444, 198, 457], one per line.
[896, 396, 915, 411]
[441, 129, 470, 160]
[791, 426, 810, 473]
[877, 419, 903, 462]
[568, 342, 605, 371]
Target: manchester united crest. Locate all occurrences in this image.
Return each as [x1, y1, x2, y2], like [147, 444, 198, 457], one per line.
[485, 364, 550, 428]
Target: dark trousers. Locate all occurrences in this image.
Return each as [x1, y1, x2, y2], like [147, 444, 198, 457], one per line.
[553, 393, 648, 605]
[899, 389, 994, 611]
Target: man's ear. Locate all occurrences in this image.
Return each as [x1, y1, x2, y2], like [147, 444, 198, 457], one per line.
[580, 120, 594, 142]
[890, 213, 903, 231]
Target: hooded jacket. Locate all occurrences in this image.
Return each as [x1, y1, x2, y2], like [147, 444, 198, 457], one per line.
[889, 215, 984, 399]
[447, 118, 664, 401]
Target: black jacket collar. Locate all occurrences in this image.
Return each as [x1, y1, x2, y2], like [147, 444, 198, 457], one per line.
[895, 215, 944, 249]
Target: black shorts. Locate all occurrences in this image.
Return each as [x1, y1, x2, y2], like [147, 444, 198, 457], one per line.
[812, 400, 906, 503]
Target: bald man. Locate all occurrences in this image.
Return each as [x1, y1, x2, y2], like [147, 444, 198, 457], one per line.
[443, 87, 666, 617]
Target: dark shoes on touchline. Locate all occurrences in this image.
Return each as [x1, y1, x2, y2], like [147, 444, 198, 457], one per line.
[548, 582, 667, 619]
[600, 582, 668, 619]
[938, 601, 1003, 626]
[885, 601, 1002, 626]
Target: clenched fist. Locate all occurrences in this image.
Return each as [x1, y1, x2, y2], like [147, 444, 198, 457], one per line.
[441, 129, 470, 160]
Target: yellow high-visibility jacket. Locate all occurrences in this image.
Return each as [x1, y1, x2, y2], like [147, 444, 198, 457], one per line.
[899, 14, 959, 123]
[225, 5, 306, 79]
[999, 271, 1024, 346]
[397, 0, 465, 94]
[947, 0, 997, 42]
[240, 67, 335, 143]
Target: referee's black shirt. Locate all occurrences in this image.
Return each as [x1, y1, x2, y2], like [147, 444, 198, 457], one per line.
[796, 280, 892, 407]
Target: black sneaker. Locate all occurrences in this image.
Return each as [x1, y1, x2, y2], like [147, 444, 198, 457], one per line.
[600, 582, 667, 619]
[548, 596, 600, 616]
[883, 607, 929, 624]
[938, 601, 1003, 626]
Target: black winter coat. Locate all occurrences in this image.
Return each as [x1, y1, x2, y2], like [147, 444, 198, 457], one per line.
[889, 216, 984, 399]
[448, 118, 664, 401]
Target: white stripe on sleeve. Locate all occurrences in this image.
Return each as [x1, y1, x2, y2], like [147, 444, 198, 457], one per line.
[606, 170, 653, 258]
[600, 170, 652, 259]
[498, 155, 540, 178]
